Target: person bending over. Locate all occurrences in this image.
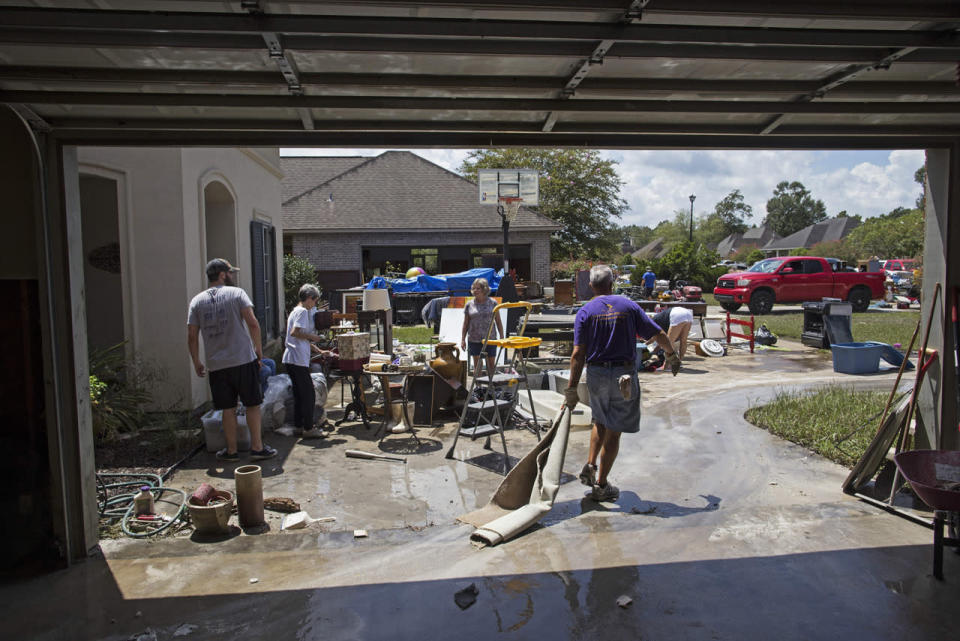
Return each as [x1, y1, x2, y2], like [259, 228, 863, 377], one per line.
[648, 305, 694, 359]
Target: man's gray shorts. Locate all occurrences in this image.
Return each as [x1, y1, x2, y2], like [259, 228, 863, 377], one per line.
[586, 363, 641, 433]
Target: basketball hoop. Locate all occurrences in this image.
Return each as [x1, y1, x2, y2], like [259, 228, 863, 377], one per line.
[498, 197, 522, 223]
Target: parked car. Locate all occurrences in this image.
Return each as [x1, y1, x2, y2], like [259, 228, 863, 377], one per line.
[883, 258, 918, 278]
[712, 259, 746, 269]
[712, 256, 886, 314]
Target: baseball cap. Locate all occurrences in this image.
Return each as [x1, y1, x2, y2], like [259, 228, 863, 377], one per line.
[206, 258, 240, 280]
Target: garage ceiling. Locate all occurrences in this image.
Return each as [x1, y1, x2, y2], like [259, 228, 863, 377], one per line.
[0, 0, 958, 148]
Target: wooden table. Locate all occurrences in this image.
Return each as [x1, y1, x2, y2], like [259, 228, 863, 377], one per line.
[523, 302, 708, 355]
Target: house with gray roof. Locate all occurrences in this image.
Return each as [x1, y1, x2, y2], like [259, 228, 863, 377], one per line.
[761, 217, 860, 256]
[715, 224, 780, 257]
[282, 151, 560, 294]
[631, 236, 669, 260]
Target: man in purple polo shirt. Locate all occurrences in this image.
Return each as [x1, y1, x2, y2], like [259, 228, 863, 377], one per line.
[564, 265, 680, 501]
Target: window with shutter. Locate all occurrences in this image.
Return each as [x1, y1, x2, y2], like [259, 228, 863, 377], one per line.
[250, 220, 278, 341]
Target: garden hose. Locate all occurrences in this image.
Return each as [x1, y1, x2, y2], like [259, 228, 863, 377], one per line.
[119, 488, 188, 539]
[97, 472, 163, 518]
[96, 472, 187, 538]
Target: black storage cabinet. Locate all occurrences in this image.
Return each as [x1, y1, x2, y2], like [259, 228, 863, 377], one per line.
[801, 300, 853, 348]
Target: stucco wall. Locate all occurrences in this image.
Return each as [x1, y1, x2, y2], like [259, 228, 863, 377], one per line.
[78, 147, 184, 409]
[290, 230, 552, 284]
[76, 147, 282, 411]
[180, 148, 284, 409]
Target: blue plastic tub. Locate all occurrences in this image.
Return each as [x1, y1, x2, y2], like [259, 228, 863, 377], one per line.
[831, 342, 883, 374]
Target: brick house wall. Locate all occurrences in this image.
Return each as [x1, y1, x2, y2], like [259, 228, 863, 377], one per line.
[291, 229, 552, 284]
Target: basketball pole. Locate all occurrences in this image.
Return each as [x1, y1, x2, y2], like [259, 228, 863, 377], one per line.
[498, 202, 510, 275]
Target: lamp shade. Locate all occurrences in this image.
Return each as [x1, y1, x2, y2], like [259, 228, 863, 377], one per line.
[363, 288, 391, 311]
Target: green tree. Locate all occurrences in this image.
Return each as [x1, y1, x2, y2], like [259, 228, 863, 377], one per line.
[846, 209, 924, 259]
[283, 253, 319, 314]
[698, 189, 752, 247]
[622, 223, 655, 249]
[458, 149, 628, 259]
[835, 210, 863, 223]
[806, 239, 861, 264]
[880, 206, 912, 220]
[652, 210, 693, 246]
[731, 243, 759, 263]
[631, 240, 723, 290]
[744, 248, 767, 266]
[763, 181, 827, 237]
[913, 165, 927, 210]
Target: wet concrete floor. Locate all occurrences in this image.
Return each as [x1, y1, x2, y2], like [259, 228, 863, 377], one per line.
[5, 342, 958, 640]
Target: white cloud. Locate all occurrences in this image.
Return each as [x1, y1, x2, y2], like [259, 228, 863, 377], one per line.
[606, 149, 923, 228]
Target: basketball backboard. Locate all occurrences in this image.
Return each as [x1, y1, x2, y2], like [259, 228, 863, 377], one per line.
[478, 168, 539, 206]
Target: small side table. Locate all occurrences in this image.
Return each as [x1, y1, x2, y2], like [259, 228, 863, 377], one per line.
[333, 369, 372, 430]
[366, 369, 422, 446]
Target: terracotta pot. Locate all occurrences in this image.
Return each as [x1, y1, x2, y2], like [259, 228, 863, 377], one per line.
[430, 342, 461, 379]
[234, 465, 264, 528]
[187, 489, 234, 535]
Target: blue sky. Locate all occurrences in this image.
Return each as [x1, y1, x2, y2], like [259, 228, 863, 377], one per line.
[281, 148, 924, 229]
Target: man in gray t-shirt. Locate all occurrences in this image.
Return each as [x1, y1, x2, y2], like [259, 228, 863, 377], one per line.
[187, 258, 276, 461]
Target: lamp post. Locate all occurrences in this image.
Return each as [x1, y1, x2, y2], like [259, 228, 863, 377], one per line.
[688, 194, 696, 242]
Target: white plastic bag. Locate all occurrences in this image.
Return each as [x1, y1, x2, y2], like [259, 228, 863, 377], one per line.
[262, 374, 292, 429]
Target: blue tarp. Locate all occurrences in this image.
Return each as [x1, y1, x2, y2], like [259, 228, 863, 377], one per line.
[366, 267, 503, 294]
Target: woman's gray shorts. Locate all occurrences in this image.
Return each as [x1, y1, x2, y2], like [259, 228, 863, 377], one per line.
[585, 364, 641, 433]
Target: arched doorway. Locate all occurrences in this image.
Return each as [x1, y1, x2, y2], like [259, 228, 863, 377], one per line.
[203, 180, 237, 275]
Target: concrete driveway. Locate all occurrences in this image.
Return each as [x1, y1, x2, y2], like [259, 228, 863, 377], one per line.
[4, 343, 957, 640]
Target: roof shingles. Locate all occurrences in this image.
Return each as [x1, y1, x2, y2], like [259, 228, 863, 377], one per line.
[762, 217, 859, 251]
[282, 151, 559, 232]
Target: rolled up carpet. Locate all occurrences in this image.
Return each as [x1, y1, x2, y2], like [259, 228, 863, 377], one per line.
[458, 405, 572, 547]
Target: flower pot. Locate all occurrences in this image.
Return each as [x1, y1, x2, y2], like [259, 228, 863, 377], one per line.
[430, 342, 461, 379]
[187, 489, 234, 535]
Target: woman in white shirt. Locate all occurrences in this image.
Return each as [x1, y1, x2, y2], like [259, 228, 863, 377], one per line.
[282, 284, 325, 438]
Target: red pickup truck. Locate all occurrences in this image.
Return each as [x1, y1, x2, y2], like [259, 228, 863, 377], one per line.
[713, 256, 886, 314]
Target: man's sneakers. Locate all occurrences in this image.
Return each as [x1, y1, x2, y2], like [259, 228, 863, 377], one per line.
[580, 462, 619, 501]
[579, 462, 597, 487]
[216, 444, 277, 461]
[250, 444, 278, 460]
[591, 482, 620, 502]
[301, 427, 327, 439]
[216, 448, 240, 462]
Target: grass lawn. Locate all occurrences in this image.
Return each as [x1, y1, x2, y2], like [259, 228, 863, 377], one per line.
[707, 293, 918, 346]
[752, 310, 919, 347]
[392, 324, 434, 344]
[745, 386, 896, 468]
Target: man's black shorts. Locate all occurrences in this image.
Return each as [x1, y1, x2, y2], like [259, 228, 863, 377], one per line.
[209, 360, 263, 410]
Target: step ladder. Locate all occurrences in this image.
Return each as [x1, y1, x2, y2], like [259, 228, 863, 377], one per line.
[445, 301, 543, 474]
